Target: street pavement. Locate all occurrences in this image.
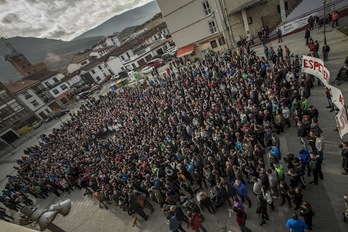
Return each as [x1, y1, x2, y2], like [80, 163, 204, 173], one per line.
[1, 20, 348, 232]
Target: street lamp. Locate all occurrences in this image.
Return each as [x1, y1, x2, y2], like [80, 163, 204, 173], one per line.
[323, 0, 327, 45]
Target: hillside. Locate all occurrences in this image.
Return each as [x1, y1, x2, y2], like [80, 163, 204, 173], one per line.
[74, 0, 160, 40]
[0, 36, 104, 84]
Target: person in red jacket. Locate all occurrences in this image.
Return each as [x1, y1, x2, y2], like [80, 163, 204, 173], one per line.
[234, 208, 252, 232]
[332, 11, 339, 28]
[187, 211, 207, 232]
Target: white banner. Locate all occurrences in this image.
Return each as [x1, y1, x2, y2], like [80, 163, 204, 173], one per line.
[336, 107, 348, 138]
[302, 55, 331, 85]
[279, 13, 317, 36]
[302, 55, 347, 137]
[327, 84, 345, 110]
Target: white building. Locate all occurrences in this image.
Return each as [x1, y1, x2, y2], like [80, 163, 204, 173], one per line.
[156, 0, 226, 59]
[105, 34, 122, 47]
[6, 79, 57, 120]
[80, 57, 112, 84]
[67, 51, 92, 74]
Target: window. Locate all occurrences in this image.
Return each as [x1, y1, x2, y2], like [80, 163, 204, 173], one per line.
[53, 77, 59, 83]
[91, 69, 96, 74]
[52, 89, 59, 95]
[60, 84, 68, 91]
[96, 76, 101, 81]
[218, 37, 225, 46]
[0, 106, 14, 118]
[202, 0, 211, 15]
[248, 17, 253, 25]
[208, 20, 217, 34]
[23, 91, 32, 99]
[31, 100, 39, 107]
[210, 40, 218, 48]
[60, 98, 68, 105]
[121, 55, 125, 61]
[0, 92, 12, 102]
[45, 81, 51, 88]
[9, 101, 23, 111]
[98, 65, 102, 70]
[81, 61, 88, 66]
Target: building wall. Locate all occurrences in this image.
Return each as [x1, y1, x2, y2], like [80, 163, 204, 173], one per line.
[87, 63, 112, 84]
[0, 83, 38, 141]
[223, 0, 302, 40]
[42, 73, 65, 89]
[67, 75, 82, 86]
[158, 0, 218, 48]
[8, 54, 47, 77]
[106, 57, 125, 75]
[67, 63, 80, 74]
[49, 82, 70, 98]
[17, 88, 46, 112]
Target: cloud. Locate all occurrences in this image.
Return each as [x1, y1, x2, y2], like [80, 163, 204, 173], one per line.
[0, 0, 154, 41]
[2, 13, 20, 24]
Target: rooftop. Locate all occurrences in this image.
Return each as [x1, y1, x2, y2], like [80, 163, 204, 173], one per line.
[6, 79, 40, 94]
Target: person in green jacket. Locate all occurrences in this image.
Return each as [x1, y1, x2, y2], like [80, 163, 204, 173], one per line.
[300, 96, 308, 111]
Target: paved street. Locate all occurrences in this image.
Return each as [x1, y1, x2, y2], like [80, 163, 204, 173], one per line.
[1, 20, 348, 232]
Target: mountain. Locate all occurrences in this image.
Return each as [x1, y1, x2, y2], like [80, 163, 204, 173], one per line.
[0, 1, 161, 84]
[0, 36, 103, 84]
[74, 1, 160, 40]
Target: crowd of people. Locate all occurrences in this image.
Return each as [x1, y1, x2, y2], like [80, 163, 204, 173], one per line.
[0, 32, 344, 232]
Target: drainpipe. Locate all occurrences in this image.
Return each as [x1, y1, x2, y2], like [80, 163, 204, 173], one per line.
[219, 0, 235, 49]
[279, 0, 287, 23]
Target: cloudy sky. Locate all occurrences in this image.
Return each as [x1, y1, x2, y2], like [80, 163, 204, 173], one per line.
[0, 0, 154, 41]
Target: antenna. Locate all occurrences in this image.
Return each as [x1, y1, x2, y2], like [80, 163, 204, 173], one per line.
[0, 28, 21, 57]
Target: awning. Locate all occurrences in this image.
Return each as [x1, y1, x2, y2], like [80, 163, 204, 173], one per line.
[176, 43, 195, 58]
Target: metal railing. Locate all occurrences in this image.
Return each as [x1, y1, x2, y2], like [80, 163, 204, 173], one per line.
[288, 0, 348, 23]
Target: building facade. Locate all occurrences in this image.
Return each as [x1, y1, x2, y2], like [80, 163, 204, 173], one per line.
[157, 0, 302, 56]
[0, 82, 38, 148]
[157, 0, 227, 59]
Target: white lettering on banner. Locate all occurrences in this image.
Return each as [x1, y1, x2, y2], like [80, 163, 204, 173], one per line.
[328, 84, 345, 110]
[336, 107, 348, 138]
[302, 55, 331, 85]
[279, 13, 317, 36]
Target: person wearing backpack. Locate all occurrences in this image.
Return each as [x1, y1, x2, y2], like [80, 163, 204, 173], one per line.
[298, 147, 311, 176]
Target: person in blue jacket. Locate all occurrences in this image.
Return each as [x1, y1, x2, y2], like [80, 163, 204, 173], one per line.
[286, 212, 308, 232]
[233, 179, 252, 208]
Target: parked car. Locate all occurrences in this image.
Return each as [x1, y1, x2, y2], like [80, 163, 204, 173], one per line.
[31, 120, 43, 129]
[147, 58, 164, 68]
[111, 74, 120, 81]
[118, 70, 129, 78]
[90, 85, 102, 94]
[142, 66, 154, 75]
